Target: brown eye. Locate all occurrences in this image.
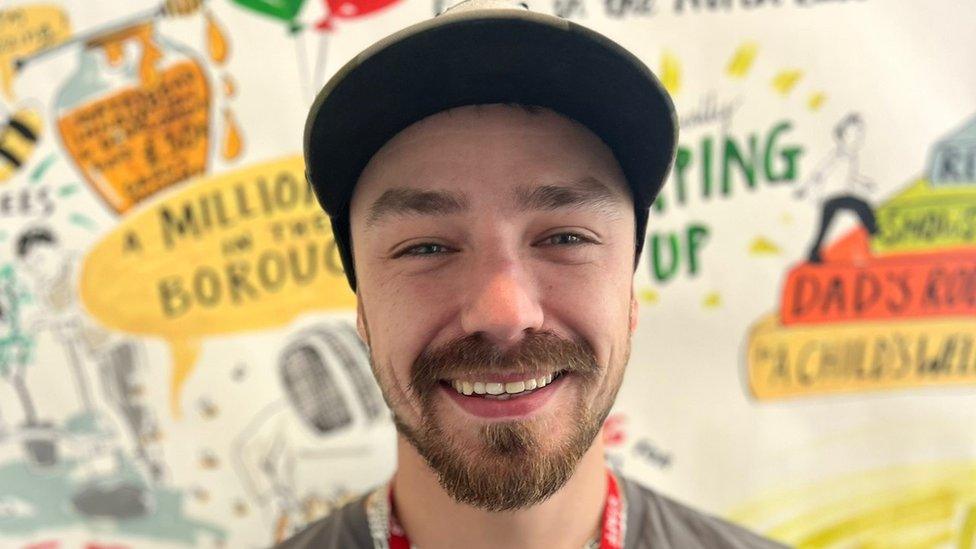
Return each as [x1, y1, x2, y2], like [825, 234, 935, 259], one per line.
[541, 233, 590, 246]
[396, 243, 453, 257]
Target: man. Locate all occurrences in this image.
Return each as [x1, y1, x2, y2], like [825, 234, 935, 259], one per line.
[794, 113, 878, 263]
[281, 0, 788, 547]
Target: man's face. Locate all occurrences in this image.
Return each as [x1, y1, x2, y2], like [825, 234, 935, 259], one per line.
[838, 119, 865, 151]
[349, 104, 638, 511]
[22, 242, 62, 283]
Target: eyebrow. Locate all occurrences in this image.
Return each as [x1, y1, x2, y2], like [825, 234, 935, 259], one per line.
[513, 177, 626, 214]
[364, 176, 626, 229]
[366, 187, 469, 228]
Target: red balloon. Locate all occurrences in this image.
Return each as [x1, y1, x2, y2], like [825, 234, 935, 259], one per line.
[316, 0, 401, 30]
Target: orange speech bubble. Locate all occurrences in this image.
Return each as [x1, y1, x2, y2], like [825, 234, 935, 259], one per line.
[80, 155, 356, 417]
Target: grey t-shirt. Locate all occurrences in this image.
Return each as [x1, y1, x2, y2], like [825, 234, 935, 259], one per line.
[275, 475, 789, 548]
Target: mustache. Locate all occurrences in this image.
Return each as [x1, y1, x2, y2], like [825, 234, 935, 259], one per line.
[410, 330, 600, 397]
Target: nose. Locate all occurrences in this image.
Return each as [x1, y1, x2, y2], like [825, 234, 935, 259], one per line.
[459, 259, 544, 350]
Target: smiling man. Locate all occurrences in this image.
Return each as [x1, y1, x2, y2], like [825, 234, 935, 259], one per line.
[280, 0, 787, 547]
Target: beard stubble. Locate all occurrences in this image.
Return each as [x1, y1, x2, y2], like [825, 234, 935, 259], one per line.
[380, 330, 625, 512]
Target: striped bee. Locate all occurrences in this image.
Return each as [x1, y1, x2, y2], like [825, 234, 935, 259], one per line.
[0, 107, 42, 183]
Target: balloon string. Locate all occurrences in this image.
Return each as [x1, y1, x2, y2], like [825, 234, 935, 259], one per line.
[313, 32, 330, 95]
[294, 30, 312, 104]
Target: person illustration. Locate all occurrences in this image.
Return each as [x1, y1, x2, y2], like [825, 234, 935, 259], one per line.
[0, 264, 37, 437]
[13, 226, 163, 514]
[794, 113, 879, 263]
[233, 323, 393, 543]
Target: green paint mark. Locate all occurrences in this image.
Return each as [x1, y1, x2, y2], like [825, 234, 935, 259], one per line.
[69, 212, 98, 231]
[28, 154, 57, 184]
[57, 184, 79, 197]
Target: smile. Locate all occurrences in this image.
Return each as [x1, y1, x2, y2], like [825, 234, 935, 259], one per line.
[439, 371, 568, 418]
[447, 371, 563, 399]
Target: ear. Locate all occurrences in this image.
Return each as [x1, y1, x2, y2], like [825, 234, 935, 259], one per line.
[629, 291, 639, 334]
[356, 295, 370, 346]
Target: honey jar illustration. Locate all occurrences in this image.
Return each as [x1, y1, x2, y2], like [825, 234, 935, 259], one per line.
[55, 22, 211, 214]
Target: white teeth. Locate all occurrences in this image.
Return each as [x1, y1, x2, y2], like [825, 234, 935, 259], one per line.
[449, 372, 562, 396]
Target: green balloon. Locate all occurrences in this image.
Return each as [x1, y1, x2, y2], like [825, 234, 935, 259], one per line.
[232, 0, 308, 23]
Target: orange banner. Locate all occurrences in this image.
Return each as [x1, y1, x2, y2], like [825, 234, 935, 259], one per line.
[779, 250, 976, 325]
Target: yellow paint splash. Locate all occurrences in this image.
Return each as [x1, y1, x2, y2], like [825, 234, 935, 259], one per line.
[726, 42, 758, 78]
[703, 292, 722, 309]
[206, 10, 230, 65]
[772, 69, 803, 96]
[730, 461, 976, 549]
[221, 108, 243, 160]
[749, 236, 781, 256]
[807, 91, 826, 111]
[660, 50, 682, 95]
[639, 288, 659, 304]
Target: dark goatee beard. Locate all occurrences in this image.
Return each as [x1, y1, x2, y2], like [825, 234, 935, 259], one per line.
[388, 331, 614, 512]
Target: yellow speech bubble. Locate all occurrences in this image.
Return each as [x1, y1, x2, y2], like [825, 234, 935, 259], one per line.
[0, 4, 71, 101]
[80, 155, 356, 417]
[874, 178, 976, 255]
[746, 313, 976, 400]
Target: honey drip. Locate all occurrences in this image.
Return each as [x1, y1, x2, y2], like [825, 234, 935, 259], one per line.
[205, 10, 229, 65]
[1, 63, 15, 101]
[221, 108, 242, 160]
[163, 0, 204, 16]
[103, 41, 125, 66]
[138, 35, 163, 86]
[222, 74, 236, 98]
[95, 24, 163, 86]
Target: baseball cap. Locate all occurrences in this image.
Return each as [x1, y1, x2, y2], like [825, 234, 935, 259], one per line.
[304, 0, 677, 290]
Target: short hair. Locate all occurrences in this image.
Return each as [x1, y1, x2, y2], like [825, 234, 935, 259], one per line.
[834, 113, 863, 140]
[16, 227, 57, 258]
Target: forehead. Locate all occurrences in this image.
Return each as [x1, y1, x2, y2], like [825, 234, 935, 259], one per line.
[349, 104, 631, 218]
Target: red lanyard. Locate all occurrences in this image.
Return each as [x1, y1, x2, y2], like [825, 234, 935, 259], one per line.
[388, 469, 624, 549]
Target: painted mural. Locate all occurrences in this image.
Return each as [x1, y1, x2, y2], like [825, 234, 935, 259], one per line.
[0, 0, 973, 547]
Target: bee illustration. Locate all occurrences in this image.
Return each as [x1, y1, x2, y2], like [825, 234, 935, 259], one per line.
[0, 107, 42, 183]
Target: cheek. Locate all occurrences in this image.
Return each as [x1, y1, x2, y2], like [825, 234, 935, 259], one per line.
[539, 264, 632, 363]
[360, 282, 455, 389]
